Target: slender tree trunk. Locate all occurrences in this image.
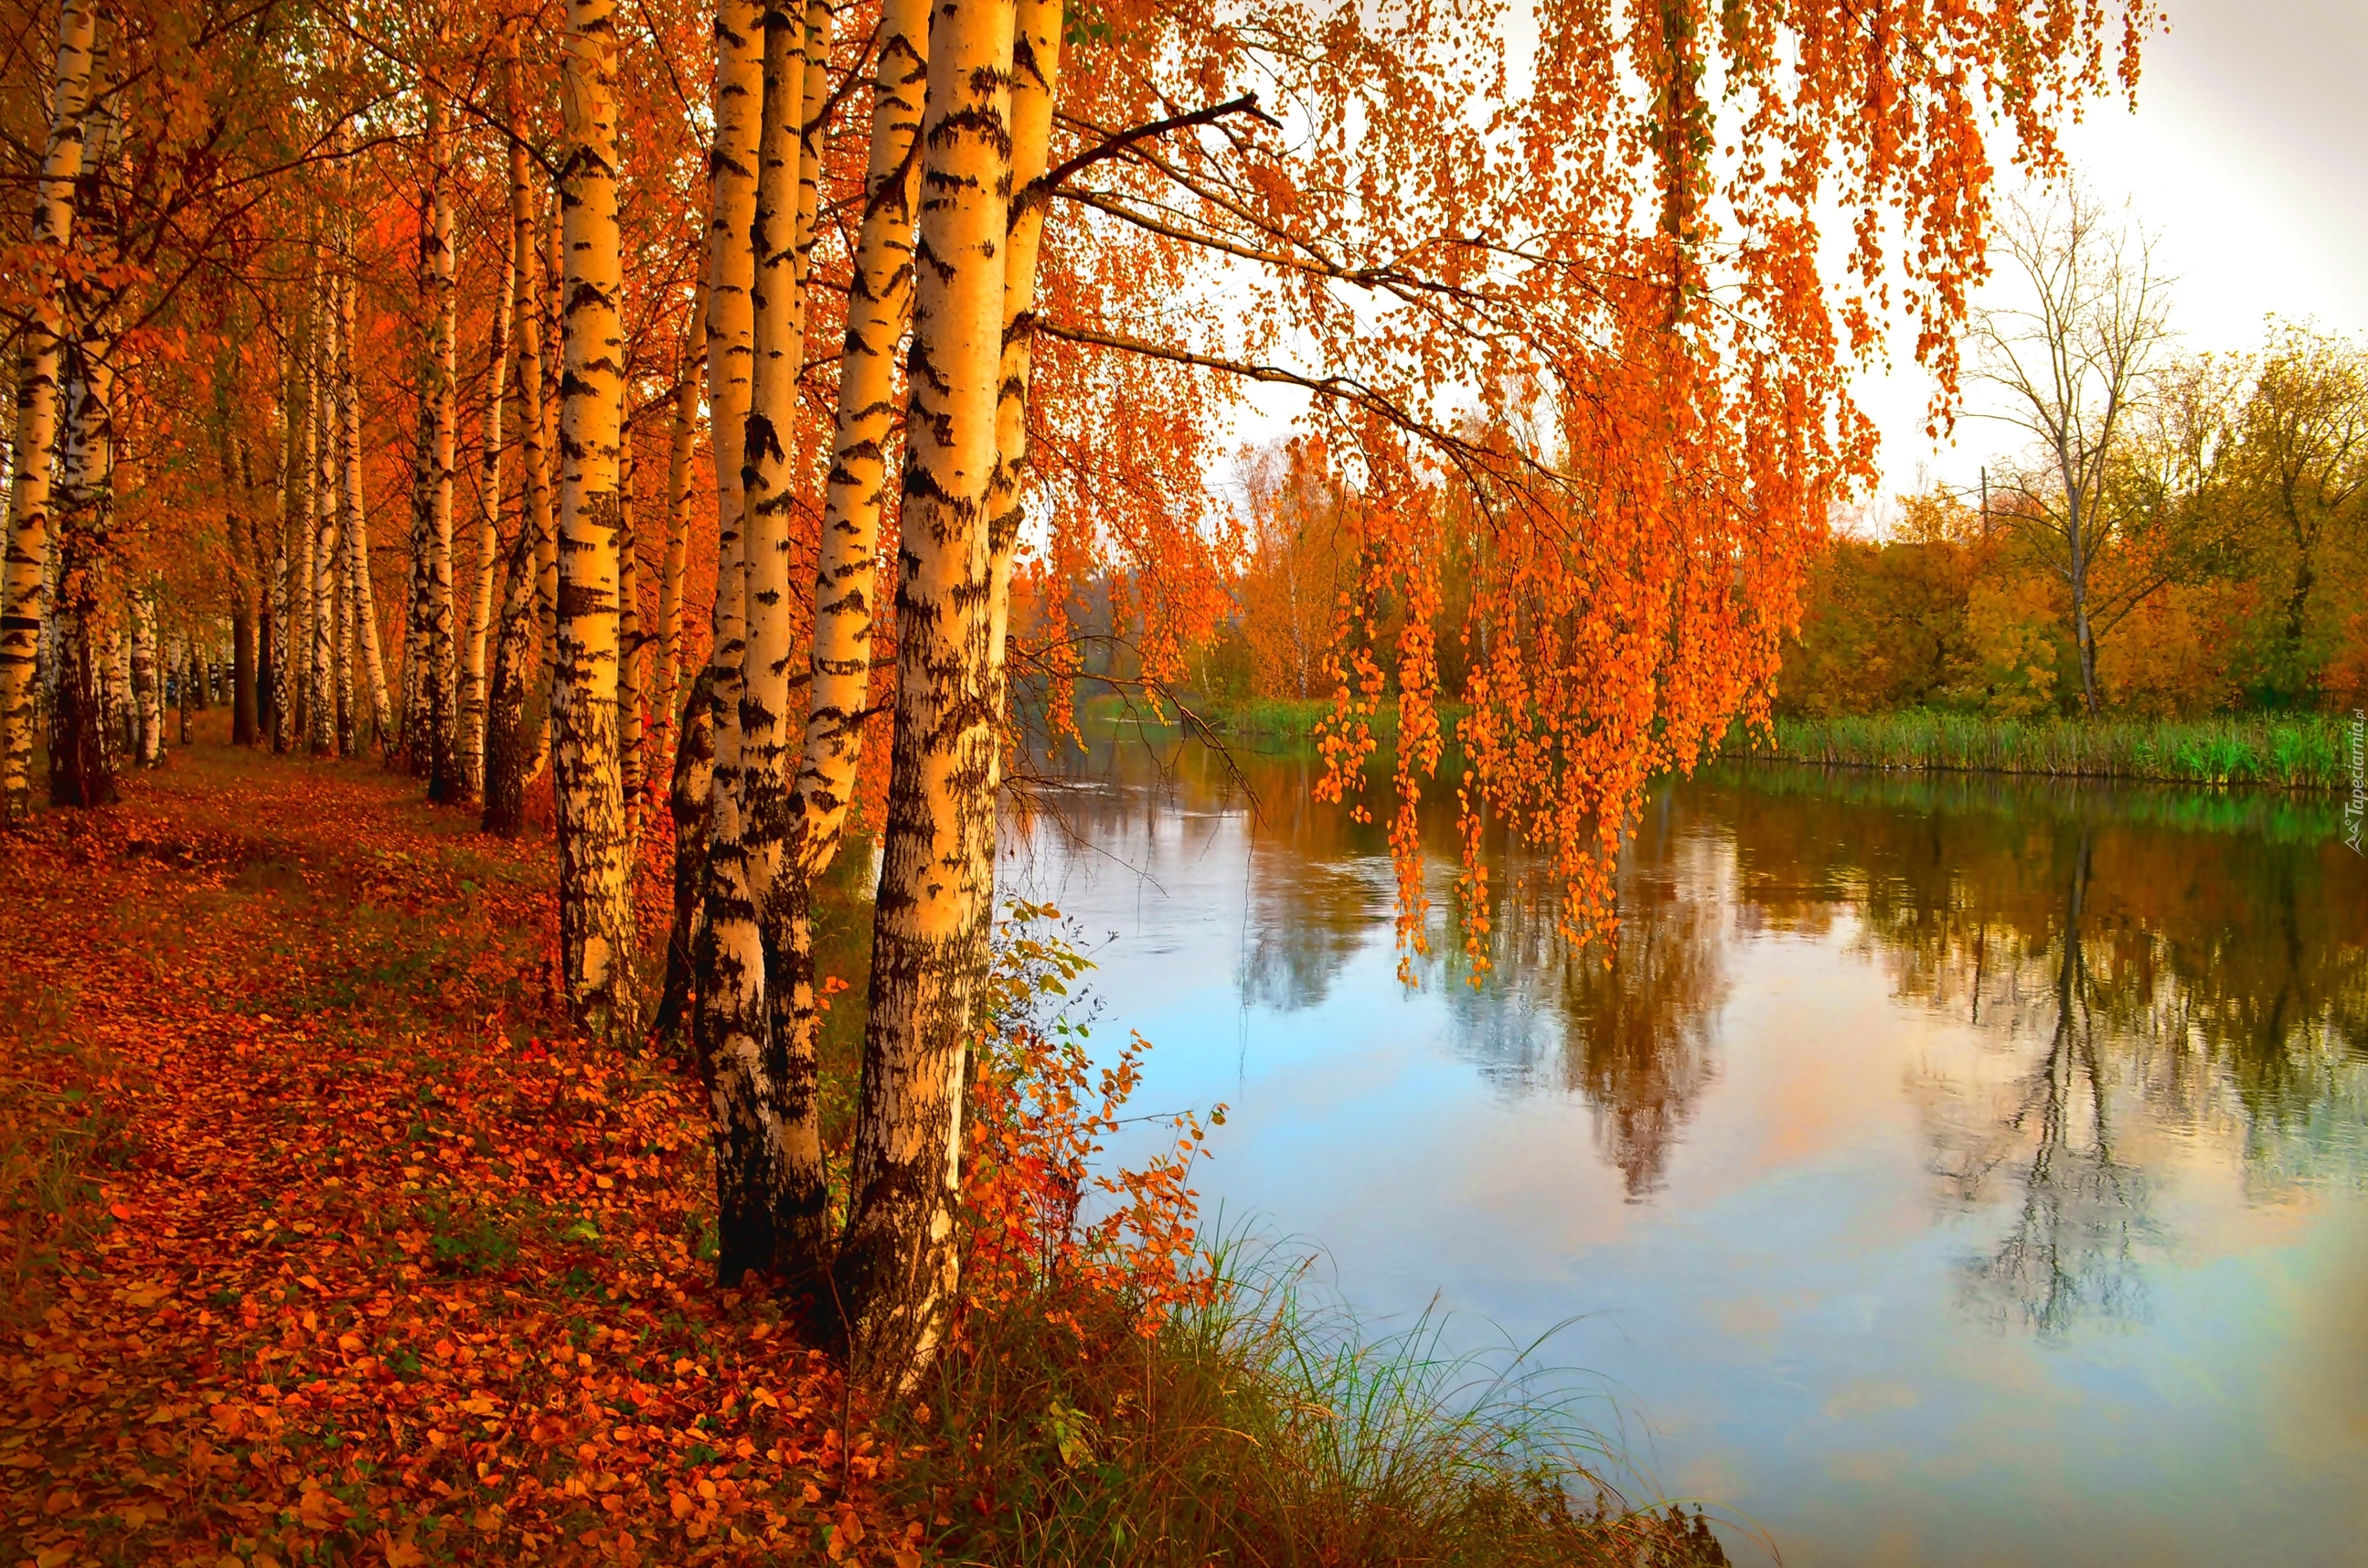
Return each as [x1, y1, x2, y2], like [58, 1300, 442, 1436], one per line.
[130, 587, 161, 765]
[698, 0, 782, 1286]
[231, 595, 258, 743]
[177, 633, 195, 745]
[482, 529, 539, 836]
[0, 0, 99, 825]
[422, 90, 462, 799]
[336, 485, 356, 756]
[835, 0, 1016, 1389]
[484, 34, 557, 825]
[720, 0, 837, 1285]
[2067, 496, 2098, 717]
[48, 337, 117, 807]
[618, 441, 644, 830]
[288, 325, 315, 752]
[462, 205, 516, 799]
[777, 0, 931, 1295]
[656, 283, 707, 758]
[657, 667, 716, 1047]
[343, 272, 394, 751]
[550, 0, 640, 1042]
[309, 281, 340, 758]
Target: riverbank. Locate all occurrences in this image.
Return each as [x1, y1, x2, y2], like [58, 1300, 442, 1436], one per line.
[1727, 712, 2356, 790]
[1, 722, 1716, 1567]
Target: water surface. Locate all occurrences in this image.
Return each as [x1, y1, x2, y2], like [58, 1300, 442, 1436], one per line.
[998, 729, 2368, 1567]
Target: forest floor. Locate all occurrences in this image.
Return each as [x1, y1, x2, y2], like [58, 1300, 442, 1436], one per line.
[1, 719, 925, 1567]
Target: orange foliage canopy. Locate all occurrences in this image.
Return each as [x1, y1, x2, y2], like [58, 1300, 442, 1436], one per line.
[1019, 0, 2151, 960]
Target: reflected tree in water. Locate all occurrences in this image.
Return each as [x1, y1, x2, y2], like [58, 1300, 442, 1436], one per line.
[1921, 832, 2159, 1334]
[1445, 797, 1730, 1198]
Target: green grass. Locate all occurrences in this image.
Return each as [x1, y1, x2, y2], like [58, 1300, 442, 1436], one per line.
[1695, 759, 2354, 845]
[1726, 711, 2356, 791]
[895, 1236, 1731, 1568]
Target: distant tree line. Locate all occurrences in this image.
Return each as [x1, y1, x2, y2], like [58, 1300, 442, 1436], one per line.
[1781, 319, 2368, 719]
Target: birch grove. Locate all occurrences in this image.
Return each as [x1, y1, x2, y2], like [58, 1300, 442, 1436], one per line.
[0, 0, 2156, 1398]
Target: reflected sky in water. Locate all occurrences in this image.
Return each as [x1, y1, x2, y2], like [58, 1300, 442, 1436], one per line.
[994, 730, 2368, 1567]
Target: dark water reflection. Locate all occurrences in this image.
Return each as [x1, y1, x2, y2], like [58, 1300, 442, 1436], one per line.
[999, 730, 2368, 1565]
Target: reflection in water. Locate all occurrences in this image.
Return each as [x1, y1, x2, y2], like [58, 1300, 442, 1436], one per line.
[1019, 731, 2368, 1322]
[1008, 728, 2368, 1565]
[1920, 832, 2159, 1335]
[1441, 798, 1730, 1200]
[1711, 768, 2363, 1333]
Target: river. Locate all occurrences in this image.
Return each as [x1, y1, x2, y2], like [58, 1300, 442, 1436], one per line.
[983, 721, 2368, 1567]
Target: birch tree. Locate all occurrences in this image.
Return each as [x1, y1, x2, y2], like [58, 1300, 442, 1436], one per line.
[483, 32, 556, 833]
[307, 269, 338, 757]
[48, 337, 117, 805]
[549, 0, 639, 1040]
[0, 0, 100, 825]
[340, 270, 393, 751]
[832, 0, 1016, 1385]
[460, 192, 517, 799]
[421, 88, 463, 798]
[762, 0, 930, 1296]
[696, 0, 782, 1286]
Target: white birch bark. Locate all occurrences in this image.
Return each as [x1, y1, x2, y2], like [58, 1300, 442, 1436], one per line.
[550, 0, 639, 1040]
[343, 272, 394, 751]
[308, 275, 339, 757]
[727, 0, 837, 1282]
[837, 0, 1016, 1389]
[0, 0, 99, 822]
[698, 0, 786, 1286]
[461, 202, 516, 798]
[49, 336, 117, 805]
[130, 585, 160, 765]
[774, 0, 933, 1292]
[422, 89, 461, 796]
[656, 282, 707, 746]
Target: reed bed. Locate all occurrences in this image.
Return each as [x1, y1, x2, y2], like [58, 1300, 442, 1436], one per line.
[892, 1238, 1731, 1568]
[1726, 711, 2353, 791]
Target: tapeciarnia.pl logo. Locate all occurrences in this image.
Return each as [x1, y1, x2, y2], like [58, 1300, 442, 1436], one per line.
[2346, 709, 2365, 855]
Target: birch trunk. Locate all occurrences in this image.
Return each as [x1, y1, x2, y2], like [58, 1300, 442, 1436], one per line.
[698, 0, 784, 1287]
[715, 0, 837, 1283]
[482, 530, 539, 836]
[835, 0, 1016, 1388]
[343, 272, 394, 752]
[617, 441, 643, 829]
[130, 587, 160, 765]
[420, 90, 463, 797]
[105, 614, 131, 769]
[965, 0, 1061, 926]
[462, 210, 516, 799]
[483, 33, 556, 827]
[550, 0, 640, 1042]
[656, 283, 706, 752]
[775, 0, 930, 1145]
[0, 0, 99, 824]
[308, 283, 339, 757]
[177, 632, 194, 744]
[288, 322, 316, 753]
[48, 337, 116, 807]
[657, 667, 716, 1046]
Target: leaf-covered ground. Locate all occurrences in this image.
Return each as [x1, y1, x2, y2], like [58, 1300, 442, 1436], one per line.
[2, 727, 920, 1566]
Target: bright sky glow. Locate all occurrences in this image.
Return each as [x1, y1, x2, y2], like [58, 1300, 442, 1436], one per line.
[1861, 0, 2368, 505]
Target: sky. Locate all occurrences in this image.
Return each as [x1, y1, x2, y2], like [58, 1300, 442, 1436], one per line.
[1858, 0, 2368, 505]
